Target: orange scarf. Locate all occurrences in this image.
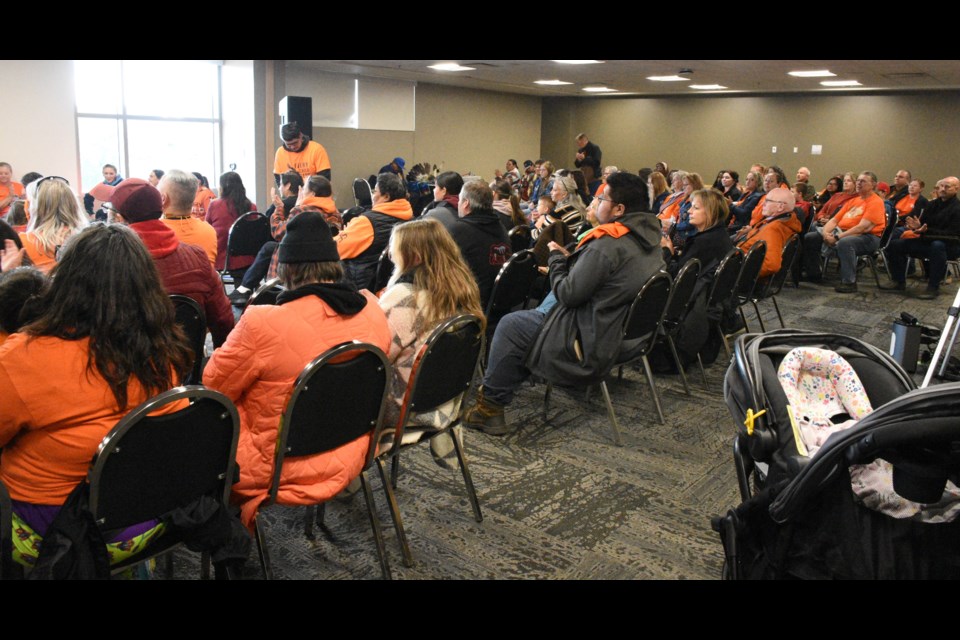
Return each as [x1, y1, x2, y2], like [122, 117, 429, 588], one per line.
[576, 221, 630, 249]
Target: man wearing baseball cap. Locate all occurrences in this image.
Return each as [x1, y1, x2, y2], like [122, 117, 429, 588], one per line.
[378, 157, 406, 178]
[108, 178, 234, 347]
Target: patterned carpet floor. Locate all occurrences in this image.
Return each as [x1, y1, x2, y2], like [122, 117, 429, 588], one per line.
[167, 269, 957, 579]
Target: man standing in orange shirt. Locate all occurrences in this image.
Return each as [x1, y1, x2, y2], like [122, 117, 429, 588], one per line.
[273, 122, 331, 185]
[802, 171, 886, 293]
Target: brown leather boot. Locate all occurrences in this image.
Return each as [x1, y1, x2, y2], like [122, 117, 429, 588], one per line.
[463, 387, 510, 436]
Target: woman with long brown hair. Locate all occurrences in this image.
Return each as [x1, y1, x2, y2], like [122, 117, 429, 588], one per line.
[379, 218, 485, 467]
[0, 223, 192, 568]
[206, 171, 257, 277]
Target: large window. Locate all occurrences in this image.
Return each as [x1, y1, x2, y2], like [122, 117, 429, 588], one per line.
[74, 60, 222, 193]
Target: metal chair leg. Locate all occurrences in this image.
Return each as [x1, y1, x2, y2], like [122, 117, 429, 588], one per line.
[254, 514, 273, 580]
[666, 335, 691, 396]
[390, 454, 400, 490]
[317, 503, 326, 525]
[304, 504, 315, 540]
[376, 457, 414, 567]
[200, 551, 212, 580]
[751, 300, 767, 333]
[360, 470, 392, 580]
[739, 305, 751, 334]
[641, 355, 666, 425]
[450, 425, 483, 522]
[697, 353, 708, 389]
[869, 256, 882, 287]
[543, 382, 553, 421]
[771, 295, 786, 328]
[718, 324, 730, 359]
[599, 380, 625, 446]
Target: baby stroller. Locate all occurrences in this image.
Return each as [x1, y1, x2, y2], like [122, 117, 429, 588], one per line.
[715, 329, 960, 579]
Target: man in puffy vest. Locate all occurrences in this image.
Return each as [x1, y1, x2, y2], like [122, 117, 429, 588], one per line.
[336, 172, 413, 290]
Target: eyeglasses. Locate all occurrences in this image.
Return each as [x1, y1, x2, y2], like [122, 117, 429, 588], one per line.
[765, 199, 790, 206]
[101, 202, 118, 214]
[596, 195, 615, 204]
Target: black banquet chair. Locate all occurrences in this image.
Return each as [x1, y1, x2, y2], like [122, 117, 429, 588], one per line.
[544, 270, 673, 445]
[696, 248, 744, 387]
[353, 178, 373, 208]
[485, 249, 538, 331]
[170, 294, 206, 385]
[373, 247, 395, 294]
[221, 212, 272, 286]
[87, 386, 242, 579]
[654, 258, 702, 396]
[243, 277, 283, 314]
[375, 314, 485, 568]
[508, 225, 531, 253]
[251, 342, 394, 580]
[749, 235, 800, 332]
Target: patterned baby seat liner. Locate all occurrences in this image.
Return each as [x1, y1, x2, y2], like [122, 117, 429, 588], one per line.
[777, 346, 960, 523]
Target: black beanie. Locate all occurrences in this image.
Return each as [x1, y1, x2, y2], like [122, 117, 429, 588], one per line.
[278, 211, 341, 263]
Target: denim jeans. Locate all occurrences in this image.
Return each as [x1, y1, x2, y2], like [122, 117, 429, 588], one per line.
[482, 309, 546, 406]
[834, 234, 880, 284]
[803, 230, 879, 283]
[886, 238, 960, 289]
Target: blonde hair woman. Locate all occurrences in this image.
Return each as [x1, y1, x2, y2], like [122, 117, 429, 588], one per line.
[19, 178, 88, 274]
[379, 218, 485, 468]
[550, 174, 587, 230]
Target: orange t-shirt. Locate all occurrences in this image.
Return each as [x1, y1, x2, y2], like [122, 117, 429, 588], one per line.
[0, 335, 182, 505]
[0, 181, 25, 216]
[18, 232, 57, 275]
[831, 193, 886, 236]
[192, 186, 215, 219]
[273, 140, 331, 179]
[162, 215, 218, 266]
[895, 194, 919, 218]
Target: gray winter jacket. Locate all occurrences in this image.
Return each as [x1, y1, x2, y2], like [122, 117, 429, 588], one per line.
[525, 209, 665, 384]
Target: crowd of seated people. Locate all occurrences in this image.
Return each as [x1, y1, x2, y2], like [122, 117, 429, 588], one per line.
[0, 148, 956, 578]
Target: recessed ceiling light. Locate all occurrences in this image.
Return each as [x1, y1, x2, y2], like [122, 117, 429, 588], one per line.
[551, 60, 603, 65]
[583, 86, 617, 92]
[689, 84, 727, 90]
[428, 62, 475, 72]
[647, 75, 689, 82]
[534, 79, 573, 85]
[820, 80, 861, 87]
[788, 70, 836, 78]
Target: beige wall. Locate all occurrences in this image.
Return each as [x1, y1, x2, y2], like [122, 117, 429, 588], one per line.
[2, 61, 80, 187]
[280, 65, 543, 205]
[542, 92, 960, 191]
[412, 83, 541, 181]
